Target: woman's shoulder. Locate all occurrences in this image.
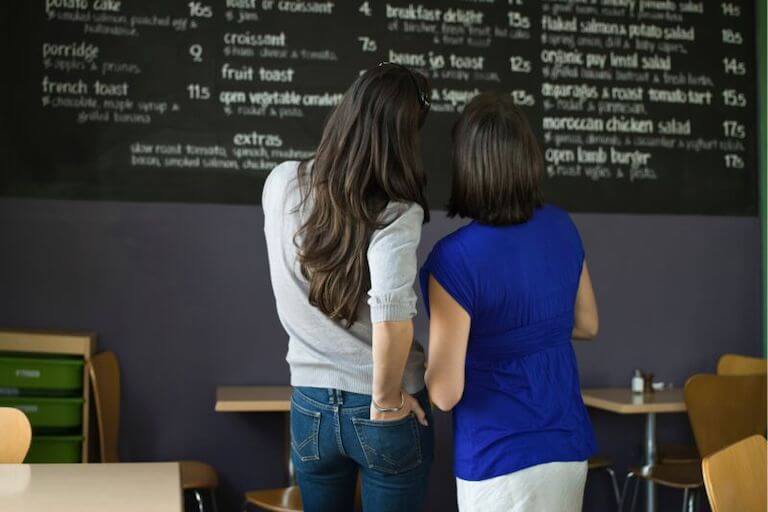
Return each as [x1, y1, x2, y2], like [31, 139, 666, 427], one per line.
[377, 201, 425, 232]
[428, 222, 475, 262]
[264, 160, 301, 188]
[369, 202, 424, 252]
[537, 203, 569, 219]
[543, 203, 581, 229]
[262, 160, 302, 205]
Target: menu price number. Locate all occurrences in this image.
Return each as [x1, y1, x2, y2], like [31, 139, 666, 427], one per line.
[721, 3, 741, 16]
[359, 2, 372, 16]
[722, 57, 746, 75]
[509, 56, 532, 73]
[510, 90, 535, 106]
[188, 83, 211, 100]
[189, 2, 213, 17]
[721, 89, 747, 108]
[507, 11, 530, 29]
[721, 29, 743, 45]
[722, 120, 746, 139]
[724, 154, 744, 169]
[358, 36, 377, 52]
[190, 44, 204, 62]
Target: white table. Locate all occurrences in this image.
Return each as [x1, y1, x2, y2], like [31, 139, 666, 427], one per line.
[582, 388, 687, 512]
[0, 462, 183, 512]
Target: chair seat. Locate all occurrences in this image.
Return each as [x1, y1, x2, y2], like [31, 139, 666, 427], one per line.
[179, 460, 219, 490]
[629, 462, 703, 489]
[659, 443, 699, 463]
[246, 486, 302, 512]
[587, 456, 613, 471]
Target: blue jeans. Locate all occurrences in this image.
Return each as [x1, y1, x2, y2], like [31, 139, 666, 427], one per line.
[290, 386, 434, 512]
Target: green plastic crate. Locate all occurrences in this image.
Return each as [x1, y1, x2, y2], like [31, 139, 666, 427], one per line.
[25, 435, 83, 463]
[0, 356, 83, 392]
[0, 396, 83, 428]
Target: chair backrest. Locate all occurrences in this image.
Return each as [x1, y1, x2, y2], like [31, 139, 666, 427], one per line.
[716, 353, 767, 376]
[684, 374, 767, 458]
[0, 407, 32, 463]
[88, 351, 121, 463]
[702, 435, 767, 512]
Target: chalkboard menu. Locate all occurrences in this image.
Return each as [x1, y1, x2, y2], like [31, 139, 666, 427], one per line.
[0, 0, 758, 214]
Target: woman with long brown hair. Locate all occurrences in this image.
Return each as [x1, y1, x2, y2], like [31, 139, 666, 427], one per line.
[262, 63, 433, 512]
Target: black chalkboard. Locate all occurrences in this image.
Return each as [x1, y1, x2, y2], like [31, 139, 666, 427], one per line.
[0, 1, 758, 215]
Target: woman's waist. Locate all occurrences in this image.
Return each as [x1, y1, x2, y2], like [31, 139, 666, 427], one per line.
[287, 339, 426, 396]
[465, 331, 573, 363]
[287, 337, 426, 368]
[292, 385, 429, 411]
[457, 355, 585, 416]
[452, 387, 593, 444]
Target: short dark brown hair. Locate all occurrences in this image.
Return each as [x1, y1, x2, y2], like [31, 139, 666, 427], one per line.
[448, 92, 543, 225]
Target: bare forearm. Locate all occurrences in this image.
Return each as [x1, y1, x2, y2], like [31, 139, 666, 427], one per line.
[372, 320, 413, 405]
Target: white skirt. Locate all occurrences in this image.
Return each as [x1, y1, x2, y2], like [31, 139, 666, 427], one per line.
[456, 460, 588, 512]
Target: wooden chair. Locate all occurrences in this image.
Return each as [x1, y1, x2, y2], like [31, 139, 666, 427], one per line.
[587, 456, 621, 510]
[0, 407, 32, 463]
[684, 374, 766, 459]
[702, 435, 767, 512]
[652, 354, 766, 467]
[88, 351, 220, 512]
[245, 486, 302, 512]
[649, 353, 765, 468]
[716, 353, 767, 376]
[246, 473, 362, 512]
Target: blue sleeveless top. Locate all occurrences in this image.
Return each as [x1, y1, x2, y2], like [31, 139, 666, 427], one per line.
[420, 205, 596, 481]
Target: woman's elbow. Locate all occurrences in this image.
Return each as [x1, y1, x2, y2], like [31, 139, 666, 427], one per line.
[430, 390, 462, 411]
[574, 318, 599, 340]
[425, 377, 463, 411]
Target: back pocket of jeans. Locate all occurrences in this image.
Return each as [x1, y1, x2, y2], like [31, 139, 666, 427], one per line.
[352, 415, 422, 474]
[290, 400, 321, 461]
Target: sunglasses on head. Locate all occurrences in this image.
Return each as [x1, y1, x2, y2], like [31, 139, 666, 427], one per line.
[378, 61, 431, 115]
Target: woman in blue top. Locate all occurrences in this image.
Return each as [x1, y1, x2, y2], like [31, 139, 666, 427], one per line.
[420, 92, 599, 512]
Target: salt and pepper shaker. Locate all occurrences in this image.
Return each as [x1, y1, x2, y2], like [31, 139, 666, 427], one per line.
[631, 369, 644, 394]
[631, 369, 657, 394]
[643, 372, 655, 394]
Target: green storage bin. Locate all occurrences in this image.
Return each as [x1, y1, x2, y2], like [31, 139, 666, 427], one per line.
[25, 435, 83, 463]
[0, 356, 83, 392]
[0, 396, 83, 428]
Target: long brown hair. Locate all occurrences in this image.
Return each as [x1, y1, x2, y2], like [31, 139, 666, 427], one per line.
[296, 64, 431, 326]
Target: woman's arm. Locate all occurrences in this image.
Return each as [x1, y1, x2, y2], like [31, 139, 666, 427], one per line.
[572, 261, 598, 340]
[367, 203, 427, 425]
[424, 276, 471, 411]
[371, 320, 427, 425]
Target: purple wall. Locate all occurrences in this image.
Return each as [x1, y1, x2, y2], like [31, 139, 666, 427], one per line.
[0, 197, 760, 511]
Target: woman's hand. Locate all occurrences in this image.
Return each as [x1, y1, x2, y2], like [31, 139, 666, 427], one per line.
[370, 391, 429, 426]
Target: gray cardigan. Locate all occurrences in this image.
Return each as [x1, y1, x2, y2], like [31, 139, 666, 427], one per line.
[262, 161, 426, 395]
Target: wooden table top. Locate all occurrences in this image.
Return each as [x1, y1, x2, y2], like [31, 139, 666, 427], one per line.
[581, 388, 686, 414]
[215, 386, 292, 412]
[0, 463, 182, 512]
[215, 386, 687, 415]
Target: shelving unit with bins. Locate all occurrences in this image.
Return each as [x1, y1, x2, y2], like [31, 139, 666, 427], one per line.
[0, 329, 95, 462]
